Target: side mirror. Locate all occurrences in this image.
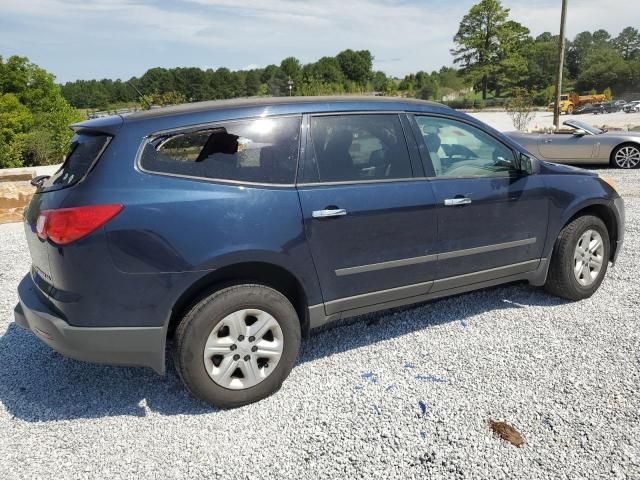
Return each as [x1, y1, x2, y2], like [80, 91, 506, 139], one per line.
[572, 129, 587, 136]
[518, 153, 533, 174]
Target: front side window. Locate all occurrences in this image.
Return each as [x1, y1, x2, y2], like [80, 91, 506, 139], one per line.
[415, 116, 518, 178]
[306, 114, 412, 183]
[141, 116, 301, 184]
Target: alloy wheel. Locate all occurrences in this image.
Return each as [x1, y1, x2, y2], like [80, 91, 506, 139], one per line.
[614, 145, 640, 169]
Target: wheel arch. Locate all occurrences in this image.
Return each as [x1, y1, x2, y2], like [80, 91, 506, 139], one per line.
[167, 262, 311, 340]
[562, 203, 619, 261]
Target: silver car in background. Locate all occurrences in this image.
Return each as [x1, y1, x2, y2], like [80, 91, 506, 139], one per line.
[506, 120, 640, 169]
[623, 101, 640, 113]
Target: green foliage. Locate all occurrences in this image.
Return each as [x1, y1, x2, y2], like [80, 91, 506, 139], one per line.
[0, 56, 80, 168]
[450, 1, 638, 104]
[614, 27, 640, 60]
[451, 0, 529, 99]
[575, 48, 630, 92]
[150, 91, 187, 106]
[0, 93, 33, 168]
[336, 49, 373, 84]
[280, 57, 302, 83]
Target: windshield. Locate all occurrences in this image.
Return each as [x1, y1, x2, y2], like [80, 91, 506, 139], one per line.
[563, 120, 602, 135]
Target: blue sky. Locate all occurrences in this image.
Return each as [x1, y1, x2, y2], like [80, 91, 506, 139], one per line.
[0, 0, 638, 83]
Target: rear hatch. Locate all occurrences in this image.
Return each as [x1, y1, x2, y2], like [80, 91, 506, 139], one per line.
[24, 118, 121, 294]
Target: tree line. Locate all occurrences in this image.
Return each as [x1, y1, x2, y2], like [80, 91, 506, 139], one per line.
[2, 0, 640, 169]
[61, 49, 389, 109]
[452, 0, 640, 104]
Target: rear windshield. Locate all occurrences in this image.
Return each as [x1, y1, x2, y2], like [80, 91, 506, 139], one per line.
[39, 133, 111, 191]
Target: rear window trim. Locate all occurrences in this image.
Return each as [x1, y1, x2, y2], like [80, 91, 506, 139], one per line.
[135, 114, 303, 188]
[37, 133, 113, 193]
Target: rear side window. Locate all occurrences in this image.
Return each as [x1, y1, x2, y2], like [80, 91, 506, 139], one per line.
[40, 133, 111, 191]
[304, 114, 412, 183]
[141, 116, 301, 185]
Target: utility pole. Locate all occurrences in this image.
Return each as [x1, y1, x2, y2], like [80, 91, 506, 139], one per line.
[553, 0, 568, 129]
[287, 76, 294, 96]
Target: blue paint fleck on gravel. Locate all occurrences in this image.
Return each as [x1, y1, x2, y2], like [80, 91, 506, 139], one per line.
[415, 374, 448, 383]
[418, 400, 429, 418]
[361, 372, 378, 383]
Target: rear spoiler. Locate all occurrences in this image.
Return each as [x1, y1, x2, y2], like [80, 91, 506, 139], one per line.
[71, 114, 124, 136]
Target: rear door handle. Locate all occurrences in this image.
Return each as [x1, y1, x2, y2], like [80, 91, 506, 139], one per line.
[312, 208, 347, 218]
[444, 197, 472, 206]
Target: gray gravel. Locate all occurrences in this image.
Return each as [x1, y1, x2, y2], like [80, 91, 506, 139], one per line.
[1, 167, 639, 479]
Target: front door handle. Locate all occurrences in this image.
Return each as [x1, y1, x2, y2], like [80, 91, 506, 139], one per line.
[444, 197, 472, 206]
[311, 208, 347, 218]
[312, 208, 347, 218]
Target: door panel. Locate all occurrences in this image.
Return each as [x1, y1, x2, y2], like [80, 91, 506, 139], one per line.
[537, 134, 596, 159]
[297, 113, 439, 307]
[411, 114, 549, 281]
[429, 176, 548, 280]
[298, 182, 439, 303]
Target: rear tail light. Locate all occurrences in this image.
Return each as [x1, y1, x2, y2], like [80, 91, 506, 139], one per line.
[36, 204, 124, 245]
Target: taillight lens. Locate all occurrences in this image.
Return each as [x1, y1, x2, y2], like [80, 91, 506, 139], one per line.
[36, 204, 123, 245]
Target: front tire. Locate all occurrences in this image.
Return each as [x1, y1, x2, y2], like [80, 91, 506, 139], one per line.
[174, 284, 301, 408]
[544, 215, 610, 301]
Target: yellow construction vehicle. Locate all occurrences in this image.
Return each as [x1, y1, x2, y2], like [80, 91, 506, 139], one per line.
[548, 93, 607, 114]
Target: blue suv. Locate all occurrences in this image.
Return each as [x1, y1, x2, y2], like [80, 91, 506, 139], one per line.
[14, 97, 624, 407]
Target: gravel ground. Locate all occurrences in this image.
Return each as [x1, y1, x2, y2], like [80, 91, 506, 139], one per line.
[1, 168, 639, 480]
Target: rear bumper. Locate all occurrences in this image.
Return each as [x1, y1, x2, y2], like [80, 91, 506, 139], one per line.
[14, 274, 166, 374]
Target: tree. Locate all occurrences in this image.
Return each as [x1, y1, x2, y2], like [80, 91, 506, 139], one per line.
[0, 56, 81, 168]
[371, 71, 388, 92]
[150, 91, 187, 106]
[0, 93, 33, 168]
[435, 66, 467, 92]
[336, 49, 373, 85]
[592, 29, 612, 48]
[305, 57, 344, 84]
[280, 57, 302, 83]
[416, 74, 440, 100]
[567, 31, 593, 78]
[452, 0, 527, 99]
[525, 33, 560, 91]
[613, 27, 640, 60]
[245, 70, 262, 97]
[575, 48, 630, 92]
[493, 20, 530, 95]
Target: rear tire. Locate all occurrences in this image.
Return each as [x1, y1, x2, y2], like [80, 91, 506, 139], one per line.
[611, 143, 640, 169]
[544, 215, 609, 301]
[174, 284, 301, 408]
